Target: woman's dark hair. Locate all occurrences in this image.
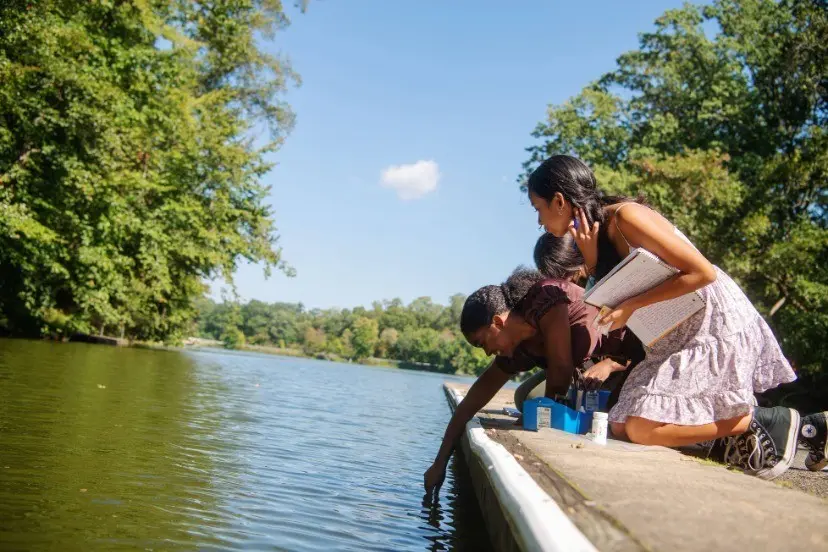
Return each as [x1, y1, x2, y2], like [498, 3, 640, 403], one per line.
[527, 155, 644, 279]
[533, 233, 584, 281]
[527, 155, 608, 227]
[460, 267, 543, 336]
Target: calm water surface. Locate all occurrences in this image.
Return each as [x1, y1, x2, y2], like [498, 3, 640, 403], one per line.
[0, 339, 493, 551]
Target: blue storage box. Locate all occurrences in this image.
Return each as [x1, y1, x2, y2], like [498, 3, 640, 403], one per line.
[523, 397, 592, 434]
[578, 411, 594, 434]
[567, 389, 612, 413]
[599, 390, 611, 411]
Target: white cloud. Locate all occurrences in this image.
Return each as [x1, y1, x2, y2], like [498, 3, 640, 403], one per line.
[379, 160, 440, 200]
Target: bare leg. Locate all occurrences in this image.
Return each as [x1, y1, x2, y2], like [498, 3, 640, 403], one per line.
[621, 413, 752, 447]
[610, 422, 628, 440]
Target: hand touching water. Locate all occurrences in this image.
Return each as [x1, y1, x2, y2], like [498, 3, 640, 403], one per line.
[569, 208, 600, 273]
[423, 461, 447, 497]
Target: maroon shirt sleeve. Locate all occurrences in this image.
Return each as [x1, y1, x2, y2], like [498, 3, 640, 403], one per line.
[519, 283, 571, 329]
[518, 279, 601, 368]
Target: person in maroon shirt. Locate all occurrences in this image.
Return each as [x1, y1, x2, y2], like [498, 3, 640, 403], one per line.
[524, 232, 645, 411]
[423, 267, 630, 496]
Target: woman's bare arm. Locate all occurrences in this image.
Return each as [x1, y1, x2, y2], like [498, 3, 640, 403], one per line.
[599, 204, 716, 329]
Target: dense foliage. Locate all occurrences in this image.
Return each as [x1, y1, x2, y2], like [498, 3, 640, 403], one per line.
[522, 0, 827, 384]
[2, 0, 823, 392]
[0, 0, 298, 341]
[195, 295, 492, 375]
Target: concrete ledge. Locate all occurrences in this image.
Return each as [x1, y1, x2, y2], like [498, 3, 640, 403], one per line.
[444, 385, 597, 552]
[446, 382, 828, 552]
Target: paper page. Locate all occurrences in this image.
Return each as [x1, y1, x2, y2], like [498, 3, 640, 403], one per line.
[584, 249, 677, 308]
[583, 251, 637, 301]
[627, 292, 705, 346]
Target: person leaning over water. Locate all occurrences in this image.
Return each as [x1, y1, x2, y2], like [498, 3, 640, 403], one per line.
[423, 267, 631, 495]
[512, 233, 646, 412]
[526, 154, 828, 479]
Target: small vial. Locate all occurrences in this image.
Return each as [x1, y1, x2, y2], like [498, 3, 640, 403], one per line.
[591, 412, 609, 445]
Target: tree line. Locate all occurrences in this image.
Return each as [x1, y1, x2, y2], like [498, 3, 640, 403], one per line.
[1, 1, 824, 397]
[194, 296, 492, 375]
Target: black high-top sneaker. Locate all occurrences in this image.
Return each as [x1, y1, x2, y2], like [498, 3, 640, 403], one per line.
[800, 411, 828, 472]
[723, 406, 800, 480]
[702, 437, 733, 463]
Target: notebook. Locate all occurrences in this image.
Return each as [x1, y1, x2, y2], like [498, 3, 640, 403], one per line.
[583, 248, 706, 347]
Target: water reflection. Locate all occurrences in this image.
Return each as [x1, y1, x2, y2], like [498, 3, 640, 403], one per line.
[0, 340, 232, 548]
[0, 340, 492, 551]
[418, 454, 492, 552]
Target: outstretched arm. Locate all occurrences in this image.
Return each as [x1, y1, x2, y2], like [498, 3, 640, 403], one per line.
[424, 363, 511, 495]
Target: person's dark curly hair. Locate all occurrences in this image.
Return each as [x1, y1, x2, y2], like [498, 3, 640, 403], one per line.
[460, 267, 543, 337]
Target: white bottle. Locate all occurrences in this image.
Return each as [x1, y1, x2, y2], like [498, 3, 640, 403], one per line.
[590, 412, 608, 445]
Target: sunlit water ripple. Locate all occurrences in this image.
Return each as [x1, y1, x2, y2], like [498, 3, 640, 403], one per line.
[0, 340, 493, 551]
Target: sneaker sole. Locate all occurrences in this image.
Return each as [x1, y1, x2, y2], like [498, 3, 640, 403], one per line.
[756, 408, 800, 481]
[806, 457, 828, 471]
[804, 411, 828, 472]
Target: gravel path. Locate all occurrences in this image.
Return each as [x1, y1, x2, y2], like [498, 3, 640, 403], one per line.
[778, 447, 828, 500]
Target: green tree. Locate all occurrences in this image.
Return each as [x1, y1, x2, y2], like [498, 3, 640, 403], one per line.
[241, 300, 274, 345]
[219, 302, 244, 349]
[267, 309, 301, 347]
[396, 327, 444, 367]
[408, 297, 443, 329]
[326, 329, 353, 360]
[435, 293, 466, 329]
[351, 317, 379, 360]
[522, 0, 827, 374]
[0, 0, 303, 341]
[378, 298, 417, 331]
[222, 327, 246, 350]
[302, 327, 326, 356]
[376, 327, 399, 358]
[194, 294, 496, 375]
[447, 338, 491, 376]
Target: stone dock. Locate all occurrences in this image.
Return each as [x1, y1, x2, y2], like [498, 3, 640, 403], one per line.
[444, 382, 828, 552]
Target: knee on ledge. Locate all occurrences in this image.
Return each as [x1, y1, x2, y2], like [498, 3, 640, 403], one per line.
[624, 417, 660, 446]
[609, 422, 627, 439]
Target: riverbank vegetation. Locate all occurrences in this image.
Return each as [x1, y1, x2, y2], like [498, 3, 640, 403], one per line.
[194, 296, 491, 375]
[0, 0, 300, 341]
[1, 1, 824, 402]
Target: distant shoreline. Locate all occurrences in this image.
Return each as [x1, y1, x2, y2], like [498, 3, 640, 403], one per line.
[0, 334, 472, 377]
[217, 342, 459, 374]
[9, 334, 462, 375]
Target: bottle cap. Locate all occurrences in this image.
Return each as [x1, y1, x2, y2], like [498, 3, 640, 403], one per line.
[593, 412, 609, 420]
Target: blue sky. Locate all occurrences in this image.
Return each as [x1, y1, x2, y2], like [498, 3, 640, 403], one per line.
[221, 0, 689, 310]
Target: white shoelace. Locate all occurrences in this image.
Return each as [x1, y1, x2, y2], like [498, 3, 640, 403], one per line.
[724, 433, 767, 471]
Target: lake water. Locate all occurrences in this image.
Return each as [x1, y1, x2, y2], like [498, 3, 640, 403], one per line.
[0, 339, 493, 551]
